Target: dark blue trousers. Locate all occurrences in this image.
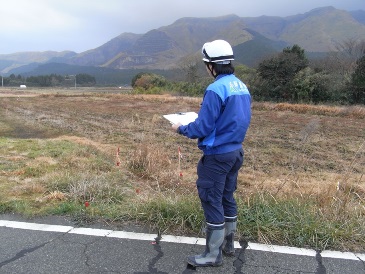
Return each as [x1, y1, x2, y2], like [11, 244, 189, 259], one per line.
[196, 148, 244, 225]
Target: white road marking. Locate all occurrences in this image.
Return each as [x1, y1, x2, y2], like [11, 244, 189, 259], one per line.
[0, 219, 363, 261]
[321, 250, 359, 260]
[245, 242, 317, 257]
[0, 220, 73, 232]
[108, 230, 156, 241]
[69, 227, 113, 237]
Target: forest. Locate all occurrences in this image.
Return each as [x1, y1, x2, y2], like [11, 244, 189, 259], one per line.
[2, 41, 365, 105]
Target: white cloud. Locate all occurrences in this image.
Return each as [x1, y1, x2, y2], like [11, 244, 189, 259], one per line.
[0, 0, 363, 54]
[0, 1, 78, 32]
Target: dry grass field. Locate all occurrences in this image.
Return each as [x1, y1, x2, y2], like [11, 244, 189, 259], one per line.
[0, 88, 364, 252]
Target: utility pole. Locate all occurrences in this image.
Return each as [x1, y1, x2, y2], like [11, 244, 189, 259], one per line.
[67, 75, 77, 89]
[71, 75, 76, 89]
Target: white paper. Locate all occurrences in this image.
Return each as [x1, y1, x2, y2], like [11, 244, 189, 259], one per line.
[163, 112, 198, 125]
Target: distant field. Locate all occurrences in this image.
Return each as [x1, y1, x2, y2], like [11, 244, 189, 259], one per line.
[0, 88, 364, 252]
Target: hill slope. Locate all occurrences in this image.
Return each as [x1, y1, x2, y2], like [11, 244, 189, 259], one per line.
[1, 7, 364, 74]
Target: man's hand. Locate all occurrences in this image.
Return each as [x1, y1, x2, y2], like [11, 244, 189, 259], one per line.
[171, 122, 182, 132]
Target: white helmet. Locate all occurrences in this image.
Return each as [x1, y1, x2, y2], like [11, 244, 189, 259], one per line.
[202, 39, 234, 64]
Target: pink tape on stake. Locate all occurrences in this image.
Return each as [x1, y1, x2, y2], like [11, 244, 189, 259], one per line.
[178, 146, 182, 177]
[116, 147, 121, 166]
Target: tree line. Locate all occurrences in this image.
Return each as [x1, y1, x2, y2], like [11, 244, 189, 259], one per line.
[133, 40, 365, 105]
[1, 39, 364, 104]
[252, 42, 365, 104]
[1, 73, 96, 87]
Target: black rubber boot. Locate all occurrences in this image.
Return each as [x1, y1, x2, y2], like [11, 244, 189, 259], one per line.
[187, 224, 224, 267]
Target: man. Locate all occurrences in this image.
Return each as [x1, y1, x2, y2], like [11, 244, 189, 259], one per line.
[172, 39, 251, 267]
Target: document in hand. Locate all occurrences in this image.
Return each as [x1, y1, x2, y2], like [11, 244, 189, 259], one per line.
[163, 112, 198, 125]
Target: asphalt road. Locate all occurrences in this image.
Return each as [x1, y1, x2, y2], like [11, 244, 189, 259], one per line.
[0, 214, 364, 274]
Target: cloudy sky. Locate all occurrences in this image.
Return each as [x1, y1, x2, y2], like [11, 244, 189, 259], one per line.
[0, 0, 363, 54]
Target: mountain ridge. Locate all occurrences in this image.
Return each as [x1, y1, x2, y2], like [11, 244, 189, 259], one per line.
[1, 6, 364, 75]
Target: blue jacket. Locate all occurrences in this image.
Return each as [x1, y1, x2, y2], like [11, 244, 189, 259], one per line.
[177, 74, 251, 155]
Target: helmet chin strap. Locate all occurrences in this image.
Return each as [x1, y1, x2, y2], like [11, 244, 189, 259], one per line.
[207, 64, 217, 78]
